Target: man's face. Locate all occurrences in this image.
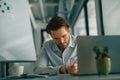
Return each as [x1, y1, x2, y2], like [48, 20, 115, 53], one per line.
[50, 26, 70, 50]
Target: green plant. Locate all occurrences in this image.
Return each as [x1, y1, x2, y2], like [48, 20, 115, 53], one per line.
[93, 46, 111, 75]
[93, 46, 110, 59]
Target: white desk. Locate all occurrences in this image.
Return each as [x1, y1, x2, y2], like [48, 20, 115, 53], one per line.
[1, 74, 120, 80]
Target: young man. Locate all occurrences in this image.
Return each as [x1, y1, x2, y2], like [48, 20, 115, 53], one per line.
[34, 16, 78, 74]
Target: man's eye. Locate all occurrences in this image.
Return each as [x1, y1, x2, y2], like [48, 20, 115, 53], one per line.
[63, 35, 67, 38]
[54, 38, 57, 40]
[54, 38, 59, 41]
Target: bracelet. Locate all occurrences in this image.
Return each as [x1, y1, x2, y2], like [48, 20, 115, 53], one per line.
[59, 67, 64, 74]
[59, 66, 69, 74]
[65, 67, 68, 73]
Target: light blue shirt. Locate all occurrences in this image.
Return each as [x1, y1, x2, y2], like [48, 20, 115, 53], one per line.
[34, 35, 77, 74]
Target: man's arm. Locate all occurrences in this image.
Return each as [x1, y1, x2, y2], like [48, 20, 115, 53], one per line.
[33, 47, 61, 74]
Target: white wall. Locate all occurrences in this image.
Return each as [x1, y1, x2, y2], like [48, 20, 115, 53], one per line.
[102, 0, 120, 35]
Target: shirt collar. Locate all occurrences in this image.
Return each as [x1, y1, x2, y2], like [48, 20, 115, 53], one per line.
[68, 34, 76, 48]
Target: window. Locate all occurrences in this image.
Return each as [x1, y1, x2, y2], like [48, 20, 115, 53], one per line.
[74, 0, 97, 36]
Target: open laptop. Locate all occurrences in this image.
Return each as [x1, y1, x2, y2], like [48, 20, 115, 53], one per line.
[76, 35, 120, 75]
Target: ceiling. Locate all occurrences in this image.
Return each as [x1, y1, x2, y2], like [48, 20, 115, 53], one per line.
[28, 0, 80, 23]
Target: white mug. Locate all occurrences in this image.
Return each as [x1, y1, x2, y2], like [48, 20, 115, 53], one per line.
[9, 65, 24, 76]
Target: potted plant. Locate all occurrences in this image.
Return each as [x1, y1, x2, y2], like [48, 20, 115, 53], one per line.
[93, 46, 111, 75]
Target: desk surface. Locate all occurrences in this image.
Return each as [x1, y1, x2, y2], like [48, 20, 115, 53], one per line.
[1, 74, 120, 80]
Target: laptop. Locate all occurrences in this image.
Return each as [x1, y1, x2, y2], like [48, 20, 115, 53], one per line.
[76, 35, 120, 75]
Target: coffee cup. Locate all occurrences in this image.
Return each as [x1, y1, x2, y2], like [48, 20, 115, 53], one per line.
[9, 65, 24, 76]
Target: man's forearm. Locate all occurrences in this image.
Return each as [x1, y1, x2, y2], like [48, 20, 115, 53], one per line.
[34, 66, 61, 74]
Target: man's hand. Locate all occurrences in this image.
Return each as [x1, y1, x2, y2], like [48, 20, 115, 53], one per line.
[66, 62, 78, 74]
[59, 62, 78, 74]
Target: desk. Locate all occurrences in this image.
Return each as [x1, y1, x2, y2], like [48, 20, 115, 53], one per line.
[1, 74, 120, 80]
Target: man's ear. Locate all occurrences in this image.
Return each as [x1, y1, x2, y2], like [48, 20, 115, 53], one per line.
[67, 27, 71, 33]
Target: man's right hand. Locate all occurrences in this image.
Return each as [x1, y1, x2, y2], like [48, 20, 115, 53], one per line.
[59, 62, 78, 74]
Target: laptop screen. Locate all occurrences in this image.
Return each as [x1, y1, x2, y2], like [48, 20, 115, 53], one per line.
[77, 36, 120, 75]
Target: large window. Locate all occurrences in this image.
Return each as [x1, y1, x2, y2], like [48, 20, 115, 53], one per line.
[87, 0, 97, 35]
[74, 0, 97, 36]
[74, 9, 86, 36]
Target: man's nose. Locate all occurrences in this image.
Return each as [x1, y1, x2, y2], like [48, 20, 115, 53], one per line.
[60, 38, 64, 44]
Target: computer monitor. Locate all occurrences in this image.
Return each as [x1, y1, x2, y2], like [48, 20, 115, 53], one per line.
[77, 36, 120, 75]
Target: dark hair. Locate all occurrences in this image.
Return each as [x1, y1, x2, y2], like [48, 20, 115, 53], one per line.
[46, 16, 70, 34]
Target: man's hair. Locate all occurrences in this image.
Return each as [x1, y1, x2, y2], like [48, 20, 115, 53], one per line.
[46, 16, 70, 34]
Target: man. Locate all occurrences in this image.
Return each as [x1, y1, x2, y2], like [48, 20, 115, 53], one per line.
[34, 16, 78, 74]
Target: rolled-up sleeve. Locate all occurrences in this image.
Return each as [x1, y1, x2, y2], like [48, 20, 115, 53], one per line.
[33, 43, 61, 74]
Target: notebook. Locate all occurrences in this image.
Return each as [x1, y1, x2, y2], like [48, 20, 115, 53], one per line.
[76, 35, 120, 75]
